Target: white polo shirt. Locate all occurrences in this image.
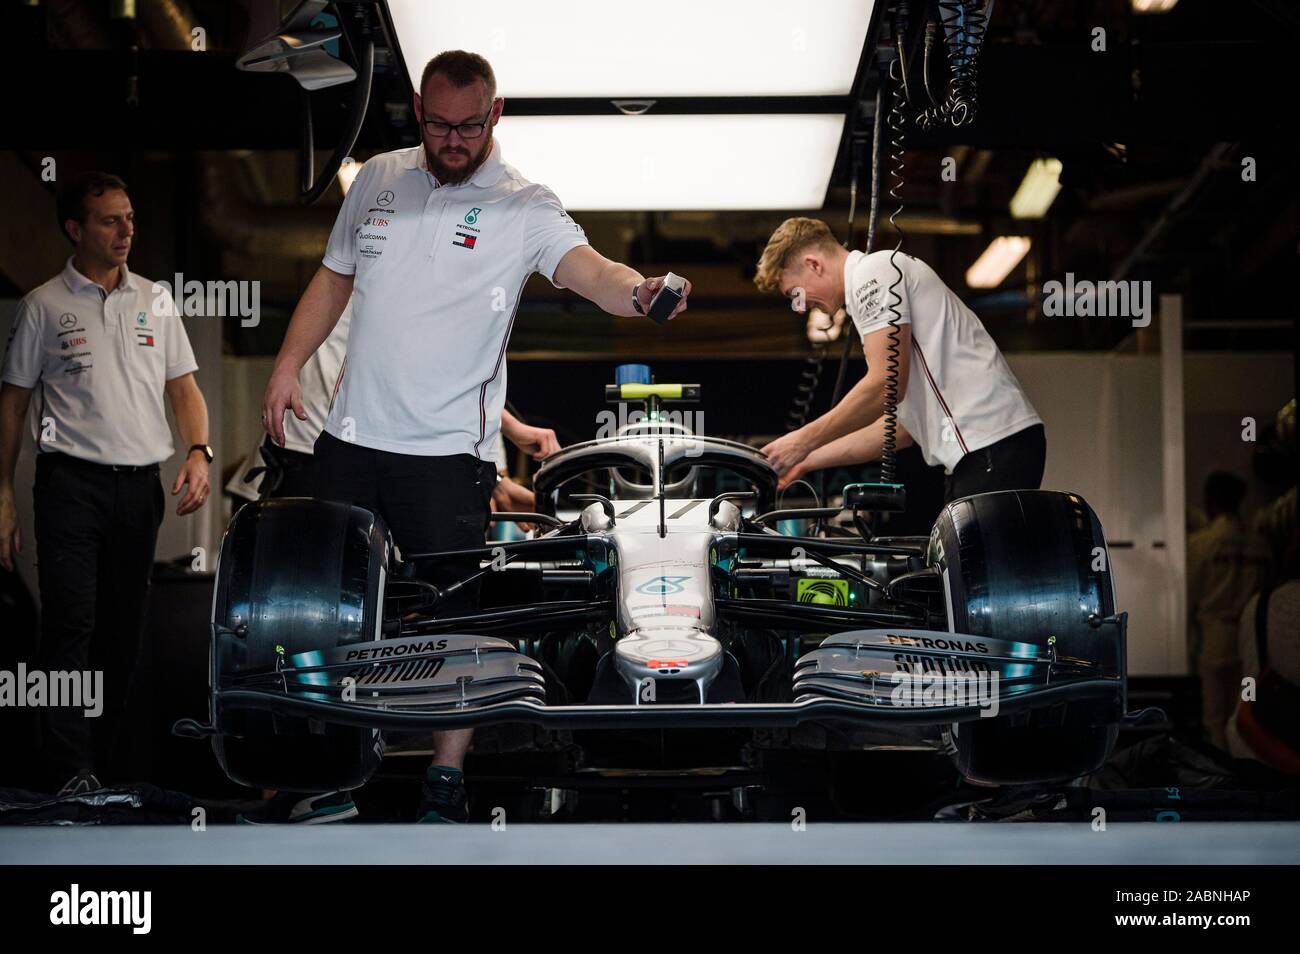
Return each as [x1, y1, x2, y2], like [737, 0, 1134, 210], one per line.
[320, 140, 589, 458]
[226, 299, 512, 501]
[226, 301, 351, 501]
[844, 250, 1041, 472]
[283, 298, 352, 454]
[2, 258, 198, 467]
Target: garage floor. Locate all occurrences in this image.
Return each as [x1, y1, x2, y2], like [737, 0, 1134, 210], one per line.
[4, 822, 1299, 865]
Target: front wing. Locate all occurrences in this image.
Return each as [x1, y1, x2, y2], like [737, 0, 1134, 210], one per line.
[197, 619, 1127, 734]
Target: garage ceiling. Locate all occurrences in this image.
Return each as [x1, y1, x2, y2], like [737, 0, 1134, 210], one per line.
[0, 0, 1295, 356]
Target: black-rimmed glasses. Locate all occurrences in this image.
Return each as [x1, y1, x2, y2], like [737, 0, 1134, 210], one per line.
[421, 106, 494, 139]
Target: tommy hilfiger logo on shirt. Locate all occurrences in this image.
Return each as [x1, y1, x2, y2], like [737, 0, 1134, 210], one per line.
[136, 332, 155, 347]
[453, 206, 483, 248]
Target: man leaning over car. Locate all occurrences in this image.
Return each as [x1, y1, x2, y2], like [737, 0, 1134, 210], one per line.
[755, 217, 1045, 501]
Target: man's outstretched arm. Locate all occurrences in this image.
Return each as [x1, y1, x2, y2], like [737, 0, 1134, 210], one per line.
[553, 245, 691, 320]
[776, 418, 915, 491]
[764, 323, 912, 474]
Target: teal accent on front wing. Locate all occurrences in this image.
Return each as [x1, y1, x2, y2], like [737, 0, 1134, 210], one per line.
[286, 649, 331, 701]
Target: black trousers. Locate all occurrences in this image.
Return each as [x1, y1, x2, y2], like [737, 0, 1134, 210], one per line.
[258, 436, 317, 498]
[33, 453, 164, 787]
[229, 438, 317, 524]
[944, 423, 1046, 503]
[313, 432, 495, 613]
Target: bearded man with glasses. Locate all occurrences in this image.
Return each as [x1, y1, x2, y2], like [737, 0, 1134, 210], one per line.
[256, 49, 691, 826]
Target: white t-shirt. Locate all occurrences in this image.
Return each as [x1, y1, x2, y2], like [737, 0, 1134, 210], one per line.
[1236, 581, 1300, 693]
[227, 298, 515, 500]
[843, 250, 1041, 472]
[225, 301, 353, 501]
[1187, 513, 1270, 624]
[320, 140, 589, 459]
[1227, 580, 1300, 765]
[2, 258, 198, 466]
[282, 299, 352, 454]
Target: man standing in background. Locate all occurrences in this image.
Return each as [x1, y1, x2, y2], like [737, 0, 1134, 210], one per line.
[0, 171, 211, 793]
[1188, 471, 1270, 749]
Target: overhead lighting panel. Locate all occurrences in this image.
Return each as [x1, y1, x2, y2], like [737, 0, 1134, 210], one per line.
[1132, 0, 1180, 13]
[387, 1, 876, 97]
[495, 114, 844, 210]
[1009, 158, 1063, 219]
[966, 236, 1031, 288]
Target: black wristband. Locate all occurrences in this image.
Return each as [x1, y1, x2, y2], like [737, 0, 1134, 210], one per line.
[631, 282, 646, 315]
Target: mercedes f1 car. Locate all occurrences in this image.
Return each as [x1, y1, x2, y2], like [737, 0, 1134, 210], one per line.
[179, 380, 1131, 803]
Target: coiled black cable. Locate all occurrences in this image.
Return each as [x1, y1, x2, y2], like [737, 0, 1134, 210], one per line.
[952, 0, 986, 127]
[831, 85, 885, 409]
[864, 82, 885, 261]
[881, 54, 908, 485]
[917, 1, 957, 130]
[922, 21, 939, 109]
[786, 340, 828, 433]
[916, 0, 985, 131]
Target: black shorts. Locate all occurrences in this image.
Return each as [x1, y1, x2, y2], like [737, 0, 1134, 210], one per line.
[944, 423, 1046, 503]
[313, 431, 495, 611]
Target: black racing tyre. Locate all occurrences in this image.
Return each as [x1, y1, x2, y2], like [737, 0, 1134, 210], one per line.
[210, 498, 390, 792]
[928, 490, 1121, 785]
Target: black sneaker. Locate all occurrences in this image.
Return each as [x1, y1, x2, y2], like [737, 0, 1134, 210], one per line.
[417, 766, 468, 823]
[56, 771, 101, 797]
[236, 790, 358, 825]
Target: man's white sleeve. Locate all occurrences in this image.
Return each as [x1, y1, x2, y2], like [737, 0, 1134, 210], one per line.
[1, 301, 43, 388]
[322, 163, 373, 275]
[849, 252, 914, 338]
[162, 288, 199, 381]
[524, 186, 590, 289]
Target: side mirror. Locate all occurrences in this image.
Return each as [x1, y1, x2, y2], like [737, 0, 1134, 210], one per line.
[843, 482, 907, 513]
[237, 0, 356, 91]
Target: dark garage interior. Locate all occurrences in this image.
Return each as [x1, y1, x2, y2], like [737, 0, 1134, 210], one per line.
[0, 0, 1297, 892]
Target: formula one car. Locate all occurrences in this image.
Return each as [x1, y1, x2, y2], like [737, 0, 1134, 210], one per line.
[179, 378, 1131, 804]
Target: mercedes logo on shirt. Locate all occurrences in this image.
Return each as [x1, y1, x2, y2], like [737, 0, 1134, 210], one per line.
[376, 190, 395, 207]
[59, 313, 77, 329]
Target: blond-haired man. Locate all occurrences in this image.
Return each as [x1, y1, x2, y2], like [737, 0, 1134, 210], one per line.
[754, 217, 1044, 501]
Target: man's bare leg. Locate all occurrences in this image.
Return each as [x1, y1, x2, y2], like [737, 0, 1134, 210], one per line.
[419, 728, 474, 822]
[430, 728, 473, 770]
